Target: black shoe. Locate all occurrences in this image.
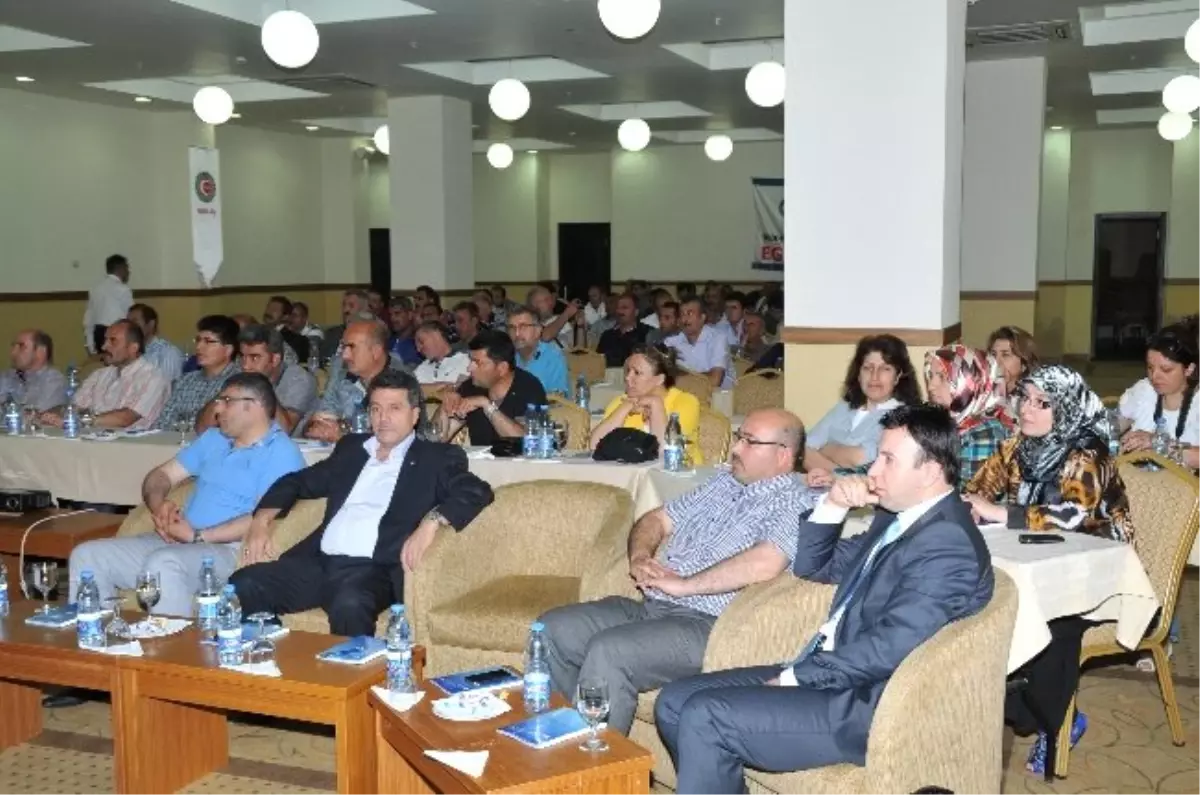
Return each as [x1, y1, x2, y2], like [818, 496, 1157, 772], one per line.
[41, 689, 86, 709]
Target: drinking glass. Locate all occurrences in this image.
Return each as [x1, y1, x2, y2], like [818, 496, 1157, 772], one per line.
[553, 421, 569, 453]
[135, 571, 161, 614]
[23, 407, 40, 436]
[174, 412, 195, 446]
[245, 612, 277, 665]
[104, 596, 130, 640]
[576, 678, 610, 752]
[26, 561, 58, 613]
[79, 408, 95, 435]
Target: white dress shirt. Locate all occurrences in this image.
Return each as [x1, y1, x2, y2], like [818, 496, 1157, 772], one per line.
[583, 303, 607, 327]
[83, 274, 133, 353]
[320, 433, 416, 558]
[665, 325, 735, 388]
[413, 351, 470, 385]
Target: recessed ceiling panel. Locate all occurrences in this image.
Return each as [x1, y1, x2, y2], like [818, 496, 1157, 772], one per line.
[299, 116, 386, 134]
[560, 101, 711, 121]
[1089, 67, 1189, 95]
[405, 58, 607, 85]
[662, 40, 784, 71]
[0, 24, 89, 53]
[653, 128, 782, 144]
[1096, 107, 1169, 125]
[85, 75, 327, 103]
[168, 0, 433, 25]
[1080, 2, 1196, 46]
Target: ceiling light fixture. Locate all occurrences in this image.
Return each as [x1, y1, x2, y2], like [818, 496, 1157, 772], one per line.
[489, 77, 531, 121]
[192, 86, 234, 125]
[305, 125, 319, 131]
[487, 142, 514, 169]
[373, 124, 390, 155]
[618, 118, 651, 151]
[597, 0, 661, 40]
[134, 96, 152, 103]
[1162, 74, 1200, 114]
[1157, 110, 1194, 141]
[745, 61, 785, 108]
[1187, 19, 1200, 64]
[704, 134, 733, 161]
[261, 9, 320, 69]
[1050, 125, 1063, 130]
[231, 113, 241, 119]
[14, 76, 33, 83]
[527, 149, 539, 154]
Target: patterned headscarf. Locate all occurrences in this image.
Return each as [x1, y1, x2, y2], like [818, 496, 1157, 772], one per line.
[924, 345, 1013, 432]
[1015, 365, 1112, 488]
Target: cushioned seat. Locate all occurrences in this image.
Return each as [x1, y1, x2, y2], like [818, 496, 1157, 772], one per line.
[428, 575, 582, 653]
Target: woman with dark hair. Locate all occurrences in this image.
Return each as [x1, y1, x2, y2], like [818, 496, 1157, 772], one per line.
[803, 334, 919, 483]
[923, 345, 1014, 488]
[1117, 316, 1199, 469]
[987, 325, 1039, 413]
[589, 344, 703, 463]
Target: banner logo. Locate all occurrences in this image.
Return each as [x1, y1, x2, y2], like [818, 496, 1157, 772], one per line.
[194, 171, 217, 203]
[752, 177, 784, 272]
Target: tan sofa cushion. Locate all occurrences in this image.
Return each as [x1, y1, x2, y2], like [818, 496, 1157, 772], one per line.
[428, 575, 581, 654]
[635, 689, 659, 723]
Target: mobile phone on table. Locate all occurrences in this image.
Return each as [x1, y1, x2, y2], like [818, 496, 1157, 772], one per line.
[1018, 533, 1065, 545]
[464, 667, 519, 688]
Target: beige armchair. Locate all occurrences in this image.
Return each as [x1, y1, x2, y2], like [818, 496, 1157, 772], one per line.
[405, 480, 635, 677]
[633, 570, 1018, 794]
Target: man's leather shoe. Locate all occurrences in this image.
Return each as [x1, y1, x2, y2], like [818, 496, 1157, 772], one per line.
[41, 689, 86, 708]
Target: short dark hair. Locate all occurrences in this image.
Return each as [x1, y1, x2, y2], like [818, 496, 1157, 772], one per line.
[415, 320, 450, 342]
[453, 301, 480, 320]
[468, 329, 516, 368]
[105, 254, 127, 274]
[389, 295, 414, 311]
[725, 291, 747, 309]
[128, 302, 158, 330]
[416, 285, 440, 304]
[197, 315, 240, 348]
[222, 371, 278, 419]
[659, 300, 680, 316]
[292, 301, 309, 317]
[680, 297, 705, 314]
[628, 344, 677, 388]
[676, 282, 696, 296]
[31, 330, 54, 363]
[267, 295, 293, 315]
[491, 284, 507, 299]
[843, 334, 920, 409]
[879, 403, 961, 487]
[237, 323, 284, 355]
[112, 319, 145, 355]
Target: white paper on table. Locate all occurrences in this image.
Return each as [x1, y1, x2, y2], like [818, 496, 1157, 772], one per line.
[220, 660, 282, 677]
[466, 448, 495, 460]
[96, 640, 144, 656]
[371, 685, 425, 712]
[81, 432, 119, 442]
[126, 618, 191, 639]
[425, 750, 489, 778]
[120, 429, 161, 437]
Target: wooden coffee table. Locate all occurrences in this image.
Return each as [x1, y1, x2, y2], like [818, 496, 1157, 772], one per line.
[370, 683, 651, 794]
[0, 509, 122, 600]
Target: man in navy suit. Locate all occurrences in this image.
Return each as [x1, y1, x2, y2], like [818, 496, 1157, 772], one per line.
[655, 403, 994, 794]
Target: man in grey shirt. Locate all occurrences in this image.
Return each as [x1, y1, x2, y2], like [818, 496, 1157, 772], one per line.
[538, 408, 818, 734]
[0, 330, 66, 411]
[237, 325, 317, 437]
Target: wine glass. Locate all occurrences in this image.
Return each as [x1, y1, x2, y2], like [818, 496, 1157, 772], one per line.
[245, 612, 277, 665]
[553, 421, 569, 454]
[173, 412, 195, 446]
[26, 561, 58, 613]
[576, 678, 610, 753]
[104, 595, 130, 640]
[134, 572, 161, 614]
[79, 408, 95, 435]
[23, 407, 40, 436]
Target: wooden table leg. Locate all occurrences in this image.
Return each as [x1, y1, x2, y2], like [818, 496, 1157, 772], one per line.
[113, 669, 228, 794]
[336, 691, 379, 794]
[0, 679, 42, 749]
[374, 710, 436, 794]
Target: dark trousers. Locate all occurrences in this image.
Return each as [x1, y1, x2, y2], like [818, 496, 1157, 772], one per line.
[230, 553, 396, 636]
[91, 325, 107, 354]
[655, 666, 856, 795]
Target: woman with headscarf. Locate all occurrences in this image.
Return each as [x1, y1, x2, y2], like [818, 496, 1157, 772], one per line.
[923, 345, 1014, 489]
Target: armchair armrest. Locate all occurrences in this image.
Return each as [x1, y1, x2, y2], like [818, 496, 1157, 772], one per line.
[702, 575, 834, 672]
[269, 499, 327, 556]
[578, 492, 639, 603]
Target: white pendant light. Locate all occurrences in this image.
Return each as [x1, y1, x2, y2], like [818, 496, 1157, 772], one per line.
[597, 0, 661, 40]
[704, 134, 733, 162]
[489, 78, 531, 122]
[1163, 74, 1200, 114]
[1157, 110, 1194, 141]
[617, 118, 651, 151]
[192, 86, 234, 125]
[487, 142, 514, 169]
[745, 61, 786, 108]
[1186, 19, 1200, 64]
[373, 125, 390, 156]
[261, 9, 319, 69]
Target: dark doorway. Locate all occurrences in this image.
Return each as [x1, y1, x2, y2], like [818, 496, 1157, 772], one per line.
[557, 223, 611, 303]
[1091, 213, 1165, 361]
[369, 228, 391, 296]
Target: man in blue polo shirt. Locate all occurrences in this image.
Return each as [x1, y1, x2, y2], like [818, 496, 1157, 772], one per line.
[68, 372, 305, 618]
[507, 305, 569, 396]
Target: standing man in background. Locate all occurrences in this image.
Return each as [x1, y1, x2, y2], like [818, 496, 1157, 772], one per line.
[84, 254, 133, 357]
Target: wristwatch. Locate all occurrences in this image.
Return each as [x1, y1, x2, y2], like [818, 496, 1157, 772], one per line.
[482, 400, 499, 419]
[425, 508, 450, 527]
[192, 528, 204, 544]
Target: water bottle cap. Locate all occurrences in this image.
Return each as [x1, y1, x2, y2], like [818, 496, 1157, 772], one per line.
[222, 584, 235, 594]
[391, 604, 405, 614]
[531, 621, 545, 632]
[202, 556, 214, 565]
[80, 569, 94, 579]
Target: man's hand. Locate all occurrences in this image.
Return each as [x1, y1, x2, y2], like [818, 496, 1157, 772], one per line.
[643, 569, 694, 597]
[826, 475, 878, 509]
[39, 411, 63, 428]
[629, 553, 669, 585]
[562, 301, 580, 319]
[450, 396, 490, 418]
[1121, 430, 1152, 452]
[151, 500, 180, 534]
[805, 468, 833, 489]
[401, 520, 440, 572]
[164, 515, 195, 544]
[242, 517, 276, 565]
[963, 493, 1007, 524]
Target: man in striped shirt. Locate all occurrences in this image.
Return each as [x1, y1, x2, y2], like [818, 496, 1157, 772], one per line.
[539, 408, 817, 735]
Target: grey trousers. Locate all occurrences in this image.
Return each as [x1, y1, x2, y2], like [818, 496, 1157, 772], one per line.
[539, 596, 717, 734]
[68, 534, 239, 617]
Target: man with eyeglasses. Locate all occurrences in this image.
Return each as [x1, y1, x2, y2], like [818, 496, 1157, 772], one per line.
[538, 408, 818, 736]
[155, 315, 241, 433]
[507, 306, 569, 396]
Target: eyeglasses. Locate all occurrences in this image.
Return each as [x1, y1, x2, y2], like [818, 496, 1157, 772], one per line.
[507, 323, 538, 333]
[1018, 394, 1051, 411]
[732, 431, 787, 448]
[213, 396, 258, 406]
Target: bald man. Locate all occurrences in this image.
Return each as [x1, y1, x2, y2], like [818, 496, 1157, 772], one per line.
[538, 408, 820, 735]
[307, 319, 403, 443]
[0, 330, 66, 411]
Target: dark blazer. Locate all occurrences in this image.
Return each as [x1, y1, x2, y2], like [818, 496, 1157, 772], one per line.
[789, 492, 994, 764]
[257, 433, 494, 568]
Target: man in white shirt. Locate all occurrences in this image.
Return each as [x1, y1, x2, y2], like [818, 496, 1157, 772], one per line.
[666, 298, 734, 388]
[713, 291, 747, 347]
[83, 254, 133, 356]
[583, 285, 608, 328]
[413, 322, 470, 395]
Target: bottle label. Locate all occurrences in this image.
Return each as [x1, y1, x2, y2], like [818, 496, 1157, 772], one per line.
[77, 612, 103, 646]
[196, 594, 219, 623]
[522, 433, 538, 457]
[217, 627, 241, 655]
[523, 670, 550, 704]
[664, 444, 683, 472]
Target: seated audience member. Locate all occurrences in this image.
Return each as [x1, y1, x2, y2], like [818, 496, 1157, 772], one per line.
[128, 303, 184, 383]
[540, 279, 569, 314]
[646, 300, 681, 347]
[702, 281, 725, 315]
[507, 306, 569, 396]
[665, 298, 734, 388]
[748, 341, 785, 373]
[803, 334, 919, 484]
[413, 322, 470, 394]
[0, 329, 66, 411]
[319, 289, 369, 362]
[262, 295, 314, 363]
[156, 315, 240, 433]
[419, 302, 445, 327]
[452, 301, 483, 350]
[987, 325, 1039, 414]
[713, 291, 747, 347]
[924, 345, 1014, 488]
[366, 288, 386, 320]
[597, 293, 652, 368]
[310, 319, 402, 442]
[413, 284, 440, 313]
[541, 409, 815, 734]
[489, 284, 520, 327]
[587, 294, 621, 347]
[746, 282, 784, 333]
[472, 290, 503, 331]
[964, 365, 1135, 543]
[41, 321, 169, 431]
[287, 300, 325, 346]
[529, 285, 581, 349]
[583, 285, 608, 327]
[436, 331, 547, 446]
[238, 324, 317, 436]
[640, 288, 671, 328]
[69, 373, 304, 616]
[655, 404, 994, 793]
[234, 370, 493, 635]
[1117, 317, 1199, 468]
[327, 310, 410, 386]
[738, 311, 771, 363]
[590, 345, 703, 463]
[386, 296, 422, 366]
[234, 313, 297, 366]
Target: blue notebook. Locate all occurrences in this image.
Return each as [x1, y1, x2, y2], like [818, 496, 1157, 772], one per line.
[316, 636, 386, 665]
[430, 665, 522, 695]
[24, 603, 111, 628]
[497, 707, 592, 749]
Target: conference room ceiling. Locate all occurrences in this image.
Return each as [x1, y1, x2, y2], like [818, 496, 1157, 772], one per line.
[0, 0, 1193, 150]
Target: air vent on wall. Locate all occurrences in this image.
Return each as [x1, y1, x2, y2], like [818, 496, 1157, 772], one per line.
[275, 74, 378, 92]
[966, 20, 1072, 48]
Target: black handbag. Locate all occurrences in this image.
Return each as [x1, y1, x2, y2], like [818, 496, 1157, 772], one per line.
[593, 428, 660, 463]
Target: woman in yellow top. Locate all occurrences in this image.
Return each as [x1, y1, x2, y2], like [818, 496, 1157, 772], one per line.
[589, 345, 704, 464]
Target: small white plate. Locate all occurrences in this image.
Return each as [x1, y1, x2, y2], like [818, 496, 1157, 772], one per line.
[432, 691, 511, 722]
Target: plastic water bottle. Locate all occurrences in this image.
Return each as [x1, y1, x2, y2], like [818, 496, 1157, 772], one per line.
[216, 584, 243, 666]
[76, 570, 104, 650]
[195, 556, 221, 642]
[307, 347, 321, 373]
[3, 395, 20, 436]
[63, 403, 80, 439]
[522, 404, 539, 457]
[663, 412, 684, 472]
[385, 604, 416, 694]
[1106, 409, 1122, 457]
[523, 621, 551, 714]
[1153, 416, 1172, 456]
[0, 561, 9, 618]
[538, 404, 554, 459]
[65, 364, 78, 400]
[575, 374, 590, 411]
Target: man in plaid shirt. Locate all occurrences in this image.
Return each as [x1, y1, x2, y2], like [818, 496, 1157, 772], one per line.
[155, 315, 240, 433]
